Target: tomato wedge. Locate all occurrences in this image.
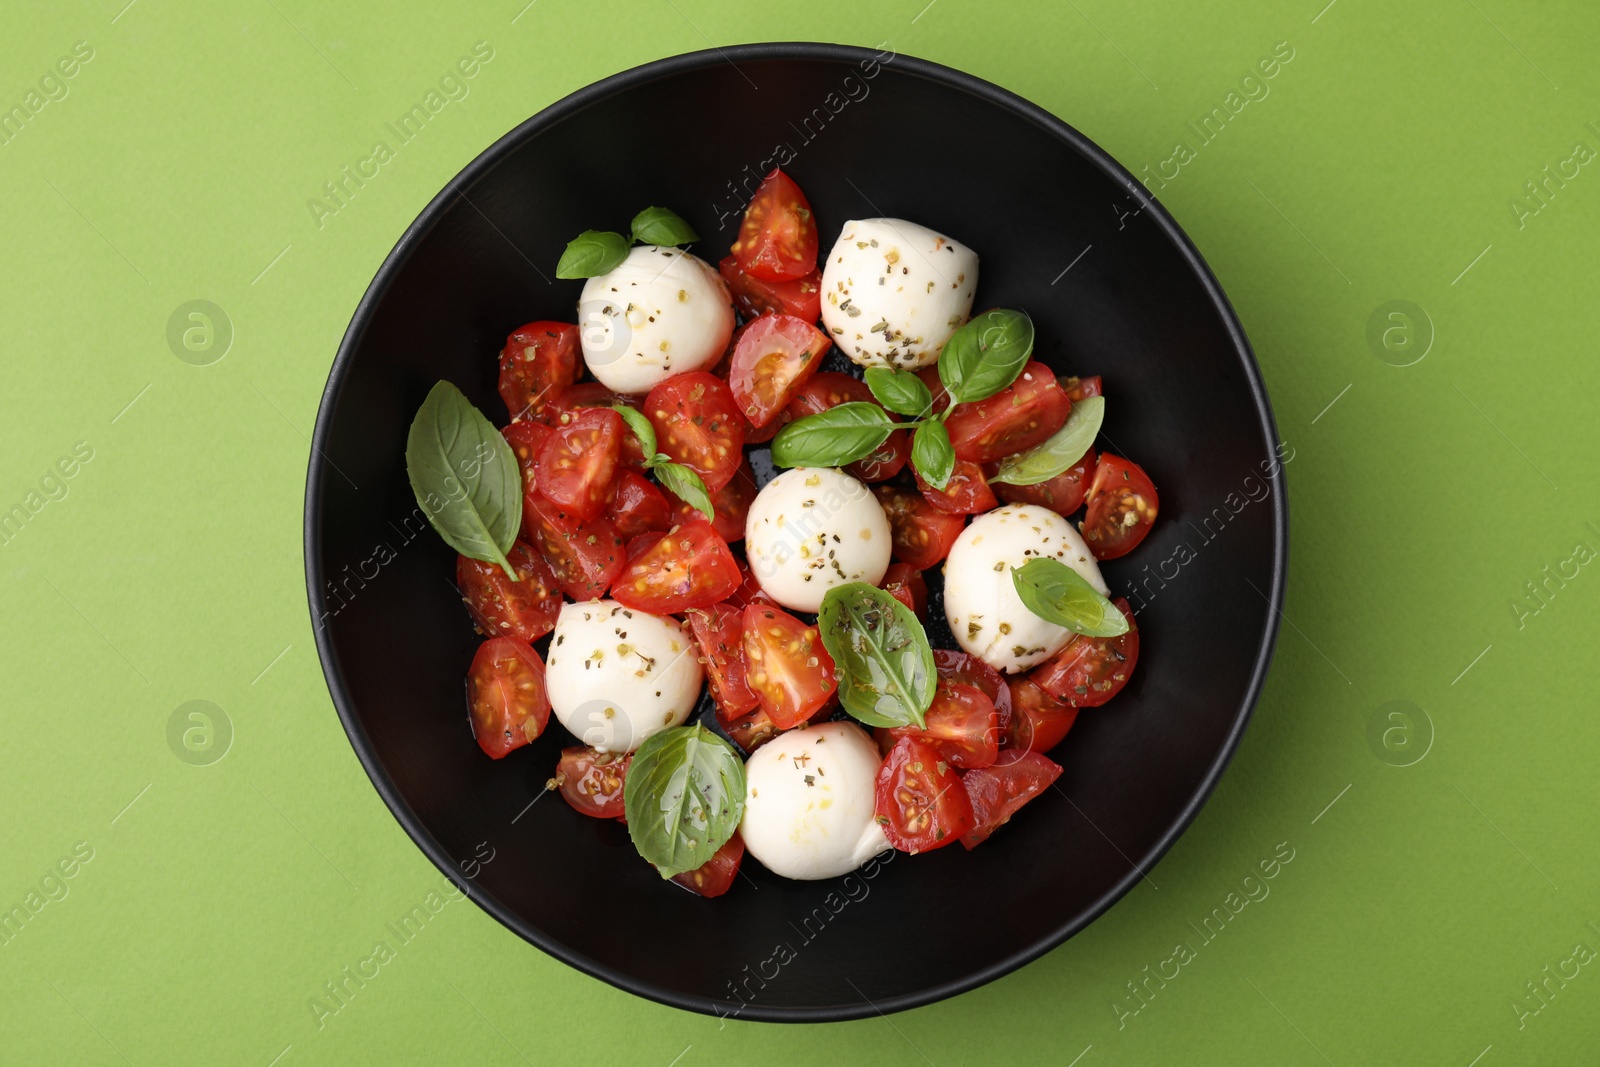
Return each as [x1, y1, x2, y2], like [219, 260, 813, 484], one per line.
[787, 372, 909, 483]
[933, 650, 1012, 738]
[727, 558, 769, 609]
[993, 448, 1096, 518]
[610, 469, 674, 539]
[915, 459, 998, 515]
[1081, 454, 1159, 560]
[945, 362, 1070, 464]
[498, 321, 579, 421]
[872, 485, 967, 570]
[544, 383, 648, 468]
[874, 736, 974, 853]
[521, 493, 626, 601]
[723, 707, 780, 754]
[1005, 677, 1080, 754]
[552, 746, 630, 819]
[456, 543, 562, 643]
[959, 750, 1063, 849]
[535, 407, 623, 520]
[877, 682, 998, 769]
[645, 371, 745, 492]
[465, 638, 550, 759]
[731, 169, 818, 282]
[610, 519, 740, 613]
[670, 833, 746, 898]
[501, 421, 552, 493]
[667, 457, 757, 542]
[719, 255, 822, 322]
[1031, 598, 1140, 707]
[1059, 375, 1103, 402]
[741, 604, 837, 729]
[728, 314, 829, 428]
[686, 602, 760, 723]
[880, 562, 928, 621]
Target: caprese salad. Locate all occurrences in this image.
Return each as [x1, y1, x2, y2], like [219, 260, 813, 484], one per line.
[403, 169, 1159, 897]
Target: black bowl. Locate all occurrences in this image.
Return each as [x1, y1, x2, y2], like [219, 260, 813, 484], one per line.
[305, 42, 1286, 1022]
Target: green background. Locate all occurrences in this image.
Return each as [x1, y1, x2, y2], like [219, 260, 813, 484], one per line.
[3, 0, 1596, 1062]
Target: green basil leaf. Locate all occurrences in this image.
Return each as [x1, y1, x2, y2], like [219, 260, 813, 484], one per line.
[556, 229, 631, 279]
[818, 582, 936, 730]
[624, 724, 746, 879]
[937, 308, 1035, 405]
[654, 462, 714, 521]
[990, 396, 1105, 486]
[864, 367, 933, 417]
[1011, 557, 1130, 637]
[612, 404, 658, 459]
[911, 420, 955, 490]
[770, 403, 895, 469]
[405, 381, 523, 578]
[630, 206, 699, 247]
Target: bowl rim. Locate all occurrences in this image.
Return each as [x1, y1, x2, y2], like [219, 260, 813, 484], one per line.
[304, 40, 1288, 1023]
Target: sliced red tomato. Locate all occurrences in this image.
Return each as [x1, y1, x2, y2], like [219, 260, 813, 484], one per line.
[670, 833, 745, 898]
[544, 383, 647, 468]
[610, 519, 740, 613]
[877, 682, 998, 769]
[1081, 455, 1159, 560]
[1005, 677, 1081, 754]
[993, 448, 1096, 518]
[497, 322, 579, 421]
[645, 372, 745, 492]
[933, 649, 1012, 739]
[960, 750, 1063, 849]
[874, 736, 974, 853]
[1059, 375, 1103, 402]
[625, 531, 662, 561]
[723, 706, 780, 754]
[915, 459, 999, 515]
[787, 371, 909, 482]
[521, 492, 626, 600]
[610, 469, 674, 539]
[741, 603, 836, 729]
[719, 255, 822, 322]
[880, 562, 928, 621]
[552, 746, 630, 819]
[535, 407, 622, 520]
[945, 362, 1070, 464]
[456, 543, 561, 643]
[501, 421, 553, 493]
[728, 314, 829, 428]
[1031, 598, 1140, 707]
[731, 169, 818, 282]
[668, 458, 756, 542]
[686, 602, 760, 723]
[872, 485, 967, 570]
[727, 559, 772, 610]
[466, 638, 550, 759]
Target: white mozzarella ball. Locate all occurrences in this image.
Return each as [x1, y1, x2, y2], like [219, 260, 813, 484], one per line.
[739, 721, 889, 881]
[577, 246, 734, 395]
[544, 599, 702, 753]
[819, 218, 979, 370]
[943, 503, 1110, 674]
[744, 467, 891, 613]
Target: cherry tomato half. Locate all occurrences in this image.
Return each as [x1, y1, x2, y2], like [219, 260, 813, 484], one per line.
[945, 362, 1070, 464]
[456, 543, 562, 643]
[610, 519, 741, 614]
[1059, 375, 1103, 402]
[670, 833, 746, 898]
[731, 169, 818, 282]
[788, 372, 909, 483]
[552, 745, 630, 819]
[610, 469, 675, 539]
[501, 420, 553, 493]
[719, 255, 822, 323]
[959, 749, 1063, 849]
[728, 314, 829, 428]
[874, 736, 974, 853]
[1004, 677, 1081, 755]
[667, 458, 757, 543]
[686, 602, 760, 723]
[498, 321, 579, 422]
[872, 485, 967, 571]
[915, 459, 999, 515]
[880, 562, 928, 621]
[521, 492, 626, 601]
[536, 407, 623, 520]
[741, 604, 837, 729]
[466, 638, 550, 759]
[723, 707, 781, 755]
[1031, 598, 1140, 708]
[877, 682, 998, 769]
[544, 383, 648, 469]
[993, 448, 1096, 518]
[645, 371, 745, 492]
[933, 649, 1013, 738]
[1081, 454, 1159, 560]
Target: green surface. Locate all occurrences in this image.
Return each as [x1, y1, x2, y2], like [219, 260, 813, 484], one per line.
[4, 0, 1597, 1063]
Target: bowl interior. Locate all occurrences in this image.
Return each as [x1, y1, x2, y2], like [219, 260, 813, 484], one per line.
[308, 44, 1284, 1021]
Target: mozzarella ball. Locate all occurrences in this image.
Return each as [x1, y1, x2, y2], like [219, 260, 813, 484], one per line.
[740, 722, 889, 880]
[577, 246, 734, 395]
[544, 600, 702, 753]
[744, 467, 891, 612]
[819, 218, 979, 370]
[943, 504, 1110, 674]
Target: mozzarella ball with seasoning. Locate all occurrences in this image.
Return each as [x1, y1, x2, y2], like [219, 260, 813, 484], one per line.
[942, 503, 1110, 674]
[577, 245, 735, 395]
[744, 467, 891, 613]
[819, 218, 979, 370]
[739, 721, 890, 880]
[544, 600, 703, 753]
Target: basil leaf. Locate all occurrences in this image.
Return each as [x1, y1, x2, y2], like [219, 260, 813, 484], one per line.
[990, 396, 1105, 486]
[654, 462, 714, 521]
[818, 583, 935, 730]
[405, 381, 522, 578]
[770, 403, 895, 469]
[630, 206, 699, 247]
[937, 309, 1035, 405]
[912, 420, 955, 490]
[1011, 557, 1130, 637]
[864, 367, 933, 417]
[556, 229, 630, 279]
[612, 404, 657, 459]
[624, 724, 746, 879]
